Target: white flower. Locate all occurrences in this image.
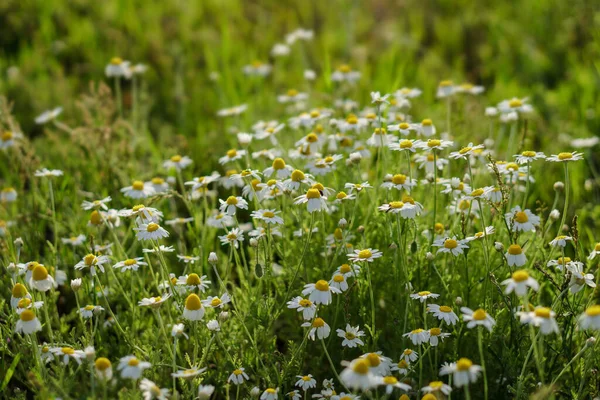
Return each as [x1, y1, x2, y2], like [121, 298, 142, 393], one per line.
[461, 308, 496, 332]
[428, 328, 451, 346]
[427, 304, 459, 325]
[287, 297, 316, 320]
[121, 180, 155, 199]
[514, 150, 546, 164]
[403, 328, 430, 345]
[105, 57, 132, 78]
[140, 379, 169, 400]
[370, 91, 390, 105]
[202, 292, 231, 309]
[183, 294, 205, 321]
[176, 273, 211, 292]
[94, 358, 113, 381]
[417, 138, 454, 151]
[171, 323, 188, 339]
[505, 206, 540, 232]
[79, 305, 104, 319]
[251, 209, 284, 225]
[228, 367, 250, 385]
[135, 223, 169, 241]
[171, 367, 206, 379]
[377, 375, 411, 394]
[501, 270, 539, 296]
[207, 320, 220, 331]
[62, 234, 86, 246]
[360, 352, 393, 376]
[219, 228, 244, 249]
[50, 346, 86, 365]
[302, 280, 341, 305]
[422, 381, 453, 395]
[505, 244, 527, 267]
[567, 262, 596, 293]
[29, 265, 55, 292]
[432, 237, 469, 257]
[118, 355, 151, 379]
[15, 310, 42, 334]
[439, 358, 482, 387]
[340, 358, 378, 390]
[163, 154, 193, 171]
[260, 388, 279, 400]
[336, 324, 365, 348]
[347, 248, 382, 263]
[516, 307, 559, 335]
[302, 317, 331, 340]
[546, 151, 584, 162]
[219, 196, 248, 215]
[35, 107, 63, 124]
[549, 235, 573, 248]
[295, 374, 317, 390]
[138, 294, 171, 308]
[114, 257, 147, 272]
[449, 143, 485, 159]
[579, 306, 600, 330]
[410, 291, 440, 303]
[34, 168, 63, 177]
[294, 188, 327, 212]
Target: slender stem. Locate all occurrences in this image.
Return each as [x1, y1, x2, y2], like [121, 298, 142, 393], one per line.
[478, 329, 489, 400]
[320, 338, 350, 392]
[558, 163, 570, 235]
[431, 150, 438, 247]
[366, 263, 376, 342]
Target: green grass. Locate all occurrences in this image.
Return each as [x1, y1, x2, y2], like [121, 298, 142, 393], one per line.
[1, 1, 600, 399]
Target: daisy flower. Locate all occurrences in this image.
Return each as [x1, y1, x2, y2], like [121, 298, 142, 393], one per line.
[264, 158, 294, 179]
[403, 329, 430, 345]
[114, 257, 147, 272]
[501, 270, 539, 296]
[428, 327, 451, 346]
[228, 367, 250, 385]
[516, 307, 559, 335]
[347, 248, 382, 263]
[415, 153, 449, 174]
[579, 305, 600, 330]
[417, 138, 454, 151]
[505, 206, 539, 232]
[380, 174, 417, 192]
[219, 148, 246, 165]
[302, 317, 331, 340]
[219, 196, 248, 216]
[185, 172, 221, 191]
[549, 235, 573, 248]
[278, 89, 308, 103]
[118, 204, 163, 223]
[335, 263, 361, 278]
[140, 379, 169, 400]
[35, 108, 63, 124]
[410, 291, 440, 303]
[183, 294, 205, 321]
[427, 304, 459, 325]
[336, 324, 365, 348]
[118, 355, 152, 380]
[138, 294, 171, 308]
[11, 283, 31, 309]
[567, 262, 596, 293]
[121, 180, 155, 199]
[29, 264, 55, 292]
[219, 228, 244, 249]
[294, 188, 327, 212]
[287, 297, 317, 320]
[81, 196, 112, 211]
[514, 150, 546, 164]
[344, 181, 372, 194]
[75, 254, 110, 276]
[261, 388, 279, 400]
[432, 237, 469, 256]
[302, 280, 341, 305]
[95, 358, 113, 381]
[295, 374, 317, 391]
[285, 390, 301, 400]
[340, 358, 378, 390]
[331, 64, 361, 83]
[588, 243, 600, 260]
[439, 358, 482, 387]
[198, 385, 216, 399]
[400, 348, 418, 364]
[172, 367, 206, 379]
[421, 381, 453, 395]
[171, 323, 188, 339]
[436, 80, 455, 98]
[378, 376, 411, 394]
[202, 293, 231, 309]
[135, 223, 169, 241]
[505, 244, 527, 267]
[79, 305, 104, 319]
[163, 154, 192, 171]
[15, 310, 42, 334]
[50, 347, 86, 365]
[251, 209, 284, 225]
[177, 273, 210, 292]
[147, 177, 170, 193]
[243, 61, 271, 76]
[449, 143, 485, 159]
[387, 121, 416, 136]
[547, 256, 573, 271]
[329, 273, 349, 292]
[34, 168, 63, 177]
[461, 308, 496, 332]
[546, 151, 584, 162]
[15, 298, 43, 314]
[360, 352, 393, 376]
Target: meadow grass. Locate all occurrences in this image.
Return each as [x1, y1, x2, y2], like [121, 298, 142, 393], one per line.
[1, 1, 600, 399]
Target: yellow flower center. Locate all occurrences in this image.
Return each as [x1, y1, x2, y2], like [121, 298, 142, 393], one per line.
[272, 158, 286, 170]
[514, 211, 529, 223]
[422, 119, 433, 126]
[399, 122, 410, 130]
[2, 131, 13, 141]
[422, 395, 436, 400]
[226, 233, 237, 240]
[392, 174, 407, 184]
[90, 210, 102, 225]
[430, 327, 441, 336]
[62, 347, 75, 355]
[185, 294, 202, 311]
[399, 140, 413, 149]
[585, 305, 600, 317]
[306, 133, 318, 143]
[340, 264, 351, 273]
[226, 149, 237, 158]
[389, 201, 404, 209]
[310, 110, 320, 118]
[95, 357, 111, 370]
[312, 317, 325, 328]
[146, 223, 159, 232]
[558, 152, 573, 160]
[287, 89, 298, 97]
[266, 388, 277, 394]
[171, 155, 182, 162]
[334, 228, 343, 240]
[534, 307, 551, 319]
[411, 328, 424, 334]
[18, 298, 31, 308]
[291, 170, 305, 182]
[456, 358, 473, 371]
[338, 64, 351, 73]
[472, 309, 487, 321]
[429, 381, 443, 389]
[506, 162, 519, 171]
[124, 259, 137, 266]
[12, 283, 28, 297]
[128, 357, 140, 366]
[557, 257, 571, 265]
[333, 274, 344, 283]
[427, 139, 441, 148]
[439, 80, 453, 87]
[444, 239, 458, 249]
[383, 376, 398, 385]
[263, 211, 275, 218]
[32, 265, 48, 281]
[459, 147, 472, 154]
[471, 188, 484, 197]
[302, 376, 311, 381]
[315, 280, 329, 291]
[306, 189, 321, 199]
[508, 244, 523, 255]
[298, 299, 312, 307]
[346, 115, 358, 124]
[418, 291, 431, 297]
[427, 154, 435, 162]
[226, 196, 238, 206]
[110, 57, 122, 65]
[509, 99, 523, 108]
[366, 353, 381, 367]
[336, 192, 347, 200]
[512, 270, 529, 282]
[439, 306, 452, 313]
[210, 298, 222, 307]
[85, 305, 95, 311]
[20, 309, 35, 321]
[132, 181, 144, 191]
[521, 151, 536, 158]
[434, 223, 444, 234]
[186, 273, 201, 286]
[358, 249, 372, 259]
[233, 369, 243, 375]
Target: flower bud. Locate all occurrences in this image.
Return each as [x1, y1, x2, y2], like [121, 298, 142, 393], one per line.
[338, 218, 348, 228]
[549, 209, 560, 220]
[14, 237, 24, 248]
[357, 225, 364, 233]
[219, 311, 229, 321]
[494, 242, 504, 251]
[554, 181, 564, 192]
[208, 252, 218, 265]
[206, 320, 220, 332]
[349, 152, 362, 164]
[71, 278, 82, 291]
[250, 387, 261, 397]
[426, 252, 434, 261]
[455, 296, 463, 305]
[249, 238, 259, 247]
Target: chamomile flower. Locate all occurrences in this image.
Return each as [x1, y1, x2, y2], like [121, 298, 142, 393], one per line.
[340, 358, 378, 390]
[440, 358, 482, 387]
[287, 297, 317, 320]
[415, 153, 448, 173]
[295, 188, 327, 212]
[436, 80, 455, 98]
[410, 291, 440, 303]
[389, 138, 423, 153]
[588, 243, 600, 260]
[61, 234, 86, 246]
[335, 263, 361, 278]
[403, 329, 430, 345]
[546, 151, 584, 162]
[219, 228, 244, 249]
[301, 317, 332, 340]
[261, 388, 279, 400]
[428, 327, 451, 346]
[251, 209, 284, 225]
[278, 89, 308, 104]
[177, 255, 200, 264]
[228, 368, 250, 385]
[163, 154, 192, 170]
[219, 149, 246, 165]
[95, 358, 113, 381]
[34, 168, 63, 177]
[285, 390, 301, 400]
[51, 347, 86, 365]
[35, 107, 63, 124]
[177, 273, 210, 292]
[432, 237, 469, 256]
[183, 294, 205, 321]
[418, 138, 454, 152]
[550, 235, 573, 248]
[331, 65, 361, 83]
[380, 174, 417, 192]
[567, 262, 596, 293]
[264, 158, 294, 179]
[302, 280, 341, 305]
[29, 264, 55, 292]
[347, 248, 382, 263]
[360, 352, 393, 376]
[449, 143, 485, 159]
[147, 177, 170, 193]
[135, 223, 169, 241]
[140, 379, 169, 400]
[243, 61, 272, 76]
[121, 180, 155, 199]
[505, 206, 540, 232]
[118, 204, 163, 223]
[378, 201, 417, 219]
[11, 283, 31, 308]
[283, 169, 314, 192]
[15, 310, 42, 334]
[118, 355, 151, 380]
[0, 131, 23, 149]
[114, 257, 147, 272]
[579, 305, 600, 330]
[219, 196, 248, 216]
[378, 376, 411, 394]
[505, 244, 527, 267]
[516, 307, 559, 335]
[185, 172, 221, 191]
[514, 150, 546, 164]
[502, 270, 539, 296]
[295, 374, 317, 390]
[79, 305, 104, 318]
[547, 256, 573, 271]
[421, 381, 453, 395]
[427, 304, 459, 325]
[198, 385, 216, 399]
[171, 323, 188, 339]
[172, 367, 206, 379]
[387, 121, 416, 136]
[138, 294, 171, 308]
[399, 349, 418, 364]
[461, 308, 496, 332]
[497, 97, 533, 114]
[15, 298, 43, 314]
[202, 293, 231, 309]
[81, 196, 112, 210]
[337, 324, 365, 348]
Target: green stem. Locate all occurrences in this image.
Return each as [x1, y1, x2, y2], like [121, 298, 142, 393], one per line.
[478, 329, 489, 400]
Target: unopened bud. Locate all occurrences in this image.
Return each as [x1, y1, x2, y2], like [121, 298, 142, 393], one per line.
[455, 296, 463, 305]
[208, 252, 218, 265]
[349, 152, 362, 164]
[71, 278, 82, 291]
[554, 181, 564, 192]
[389, 242, 398, 250]
[338, 218, 348, 228]
[587, 336, 597, 346]
[219, 311, 229, 321]
[249, 238, 259, 247]
[357, 225, 365, 233]
[250, 387, 261, 397]
[426, 252, 434, 261]
[549, 209, 560, 220]
[14, 237, 24, 248]
[494, 242, 504, 251]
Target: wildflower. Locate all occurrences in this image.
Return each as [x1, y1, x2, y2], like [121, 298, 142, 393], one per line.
[567, 262, 596, 293]
[428, 327, 451, 346]
[417, 138, 454, 152]
[347, 248, 383, 263]
[29, 264, 55, 292]
[202, 293, 231, 309]
[81, 197, 112, 211]
[440, 358, 482, 387]
[546, 151, 584, 162]
[138, 294, 171, 308]
[295, 374, 317, 390]
[114, 257, 147, 272]
[432, 237, 469, 256]
[287, 297, 317, 320]
[403, 329, 430, 345]
[229, 368, 250, 385]
[251, 209, 284, 225]
[172, 367, 206, 379]
[261, 388, 279, 400]
[505, 206, 540, 232]
[377, 375, 411, 394]
[335, 263, 361, 278]
[340, 358, 378, 390]
[550, 235, 573, 248]
[410, 291, 440, 303]
[497, 97, 533, 114]
[50, 347, 86, 365]
[331, 64, 361, 83]
[62, 234, 86, 246]
[177, 273, 211, 292]
[294, 187, 327, 212]
[11, 283, 31, 309]
[302, 317, 331, 340]
[505, 244, 527, 267]
[95, 357, 113, 380]
[427, 304, 459, 325]
[79, 305, 104, 318]
[140, 379, 169, 400]
[336, 324, 365, 348]
[118, 355, 151, 379]
[219, 228, 244, 249]
[135, 223, 169, 241]
[514, 150, 546, 164]
[243, 61, 272, 76]
[361, 352, 393, 376]
[163, 154, 193, 170]
[588, 243, 600, 260]
[34, 168, 63, 177]
[461, 308, 496, 332]
[15, 310, 42, 334]
[119, 204, 163, 223]
[1, 187, 17, 202]
[381, 174, 417, 192]
[516, 307, 559, 335]
[421, 381, 452, 395]
[388, 121, 415, 136]
[449, 143, 485, 159]
[105, 57, 131, 77]
[302, 280, 341, 305]
[121, 180, 155, 199]
[183, 294, 205, 321]
[378, 201, 417, 219]
[501, 270, 539, 296]
[579, 305, 600, 330]
[219, 196, 249, 216]
[436, 80, 455, 98]
[35, 107, 63, 124]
